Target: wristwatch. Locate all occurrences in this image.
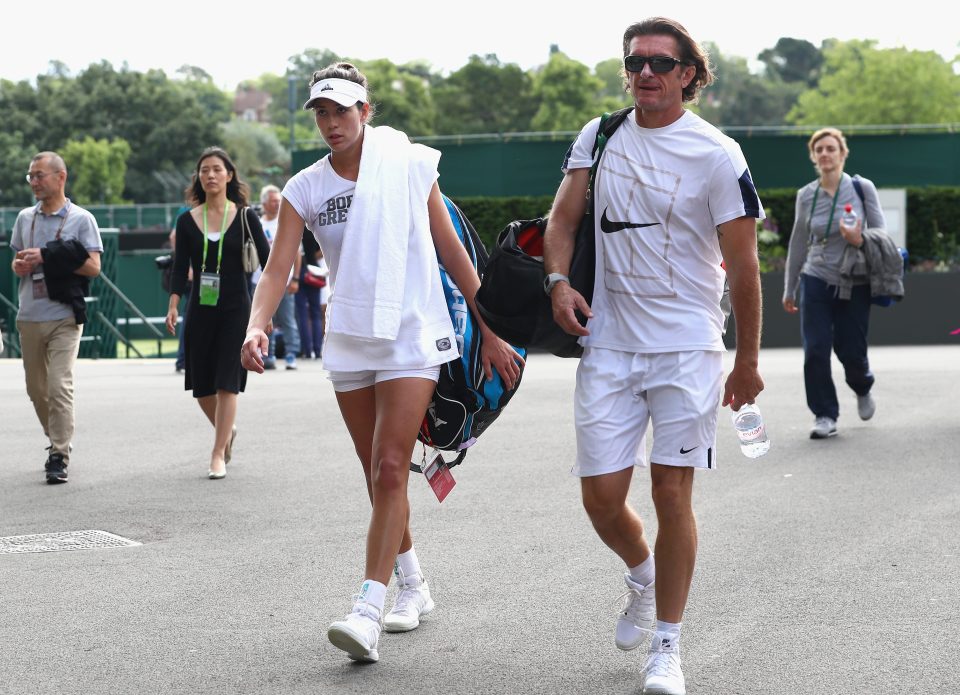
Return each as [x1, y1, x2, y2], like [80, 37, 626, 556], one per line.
[543, 273, 570, 296]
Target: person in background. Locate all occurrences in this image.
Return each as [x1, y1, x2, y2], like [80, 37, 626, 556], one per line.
[167, 204, 192, 372]
[254, 185, 301, 370]
[296, 226, 327, 360]
[10, 151, 103, 484]
[543, 18, 764, 695]
[165, 147, 270, 480]
[782, 127, 885, 439]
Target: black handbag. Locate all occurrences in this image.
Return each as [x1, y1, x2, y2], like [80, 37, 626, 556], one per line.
[475, 107, 633, 358]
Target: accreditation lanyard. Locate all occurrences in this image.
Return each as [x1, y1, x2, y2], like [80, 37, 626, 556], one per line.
[201, 201, 230, 273]
[808, 185, 840, 246]
[29, 201, 71, 247]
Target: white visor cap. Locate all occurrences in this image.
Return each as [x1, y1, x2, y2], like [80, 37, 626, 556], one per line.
[303, 78, 368, 110]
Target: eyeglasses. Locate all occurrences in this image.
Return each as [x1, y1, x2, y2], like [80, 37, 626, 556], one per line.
[26, 171, 56, 183]
[624, 55, 686, 74]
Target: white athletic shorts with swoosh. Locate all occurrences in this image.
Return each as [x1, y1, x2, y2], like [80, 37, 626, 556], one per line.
[572, 347, 722, 475]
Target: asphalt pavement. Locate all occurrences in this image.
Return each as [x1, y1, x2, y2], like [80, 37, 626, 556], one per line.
[1, 345, 958, 695]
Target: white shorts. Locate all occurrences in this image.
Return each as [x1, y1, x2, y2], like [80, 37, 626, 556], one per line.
[572, 347, 723, 476]
[327, 366, 440, 393]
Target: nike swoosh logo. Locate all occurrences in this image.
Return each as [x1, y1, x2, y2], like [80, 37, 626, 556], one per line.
[680, 446, 699, 455]
[600, 209, 661, 234]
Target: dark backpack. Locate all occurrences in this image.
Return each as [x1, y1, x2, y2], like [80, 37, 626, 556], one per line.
[414, 195, 527, 471]
[475, 107, 633, 358]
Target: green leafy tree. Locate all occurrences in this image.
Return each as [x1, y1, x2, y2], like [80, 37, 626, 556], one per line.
[61, 136, 132, 204]
[695, 43, 803, 126]
[0, 62, 226, 202]
[758, 38, 823, 86]
[253, 72, 293, 130]
[176, 65, 232, 122]
[595, 58, 627, 100]
[530, 52, 610, 131]
[788, 40, 960, 125]
[287, 48, 343, 87]
[358, 58, 435, 135]
[432, 54, 538, 134]
[219, 119, 290, 193]
[0, 129, 35, 206]
[282, 48, 344, 142]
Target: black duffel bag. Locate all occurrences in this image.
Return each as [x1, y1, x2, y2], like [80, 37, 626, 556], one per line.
[474, 107, 633, 358]
[475, 216, 593, 358]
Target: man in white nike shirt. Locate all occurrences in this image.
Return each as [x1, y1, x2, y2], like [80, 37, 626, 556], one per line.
[544, 16, 765, 695]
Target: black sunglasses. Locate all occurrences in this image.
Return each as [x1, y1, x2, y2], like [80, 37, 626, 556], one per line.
[624, 55, 686, 74]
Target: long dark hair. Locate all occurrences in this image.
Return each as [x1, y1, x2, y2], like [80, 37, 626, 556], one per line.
[185, 146, 249, 206]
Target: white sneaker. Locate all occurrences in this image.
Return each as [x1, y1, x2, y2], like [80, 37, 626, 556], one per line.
[615, 573, 656, 650]
[857, 393, 876, 420]
[327, 602, 382, 662]
[810, 416, 838, 439]
[643, 633, 685, 695]
[383, 574, 434, 633]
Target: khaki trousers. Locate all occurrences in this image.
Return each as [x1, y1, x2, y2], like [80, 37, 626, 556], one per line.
[17, 318, 83, 462]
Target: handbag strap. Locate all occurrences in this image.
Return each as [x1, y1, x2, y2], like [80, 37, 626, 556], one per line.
[239, 206, 250, 241]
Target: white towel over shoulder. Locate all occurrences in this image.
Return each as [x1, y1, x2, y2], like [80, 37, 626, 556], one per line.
[328, 124, 440, 341]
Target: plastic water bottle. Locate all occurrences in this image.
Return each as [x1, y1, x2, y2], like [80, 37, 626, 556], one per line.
[732, 403, 770, 458]
[840, 204, 858, 229]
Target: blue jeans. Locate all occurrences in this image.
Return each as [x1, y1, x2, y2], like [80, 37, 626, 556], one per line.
[296, 285, 324, 358]
[269, 292, 300, 358]
[800, 274, 874, 420]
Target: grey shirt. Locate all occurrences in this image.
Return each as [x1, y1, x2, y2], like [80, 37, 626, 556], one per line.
[10, 200, 103, 322]
[783, 173, 885, 302]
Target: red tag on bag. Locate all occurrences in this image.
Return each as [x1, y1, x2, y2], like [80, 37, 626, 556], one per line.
[423, 453, 456, 503]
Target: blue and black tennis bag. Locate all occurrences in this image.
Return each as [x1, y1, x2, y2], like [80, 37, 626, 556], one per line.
[415, 196, 526, 470]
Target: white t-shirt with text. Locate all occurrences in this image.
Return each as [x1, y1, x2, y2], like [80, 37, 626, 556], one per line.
[282, 155, 458, 371]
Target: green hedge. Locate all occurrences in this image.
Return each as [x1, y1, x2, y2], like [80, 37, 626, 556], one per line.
[453, 186, 960, 271]
[453, 196, 555, 249]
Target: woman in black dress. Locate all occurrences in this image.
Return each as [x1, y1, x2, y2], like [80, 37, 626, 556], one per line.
[165, 147, 270, 479]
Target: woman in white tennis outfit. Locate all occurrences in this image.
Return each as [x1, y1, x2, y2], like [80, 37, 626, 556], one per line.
[241, 62, 522, 663]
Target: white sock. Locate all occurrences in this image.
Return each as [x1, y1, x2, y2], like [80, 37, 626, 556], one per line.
[356, 579, 387, 614]
[394, 547, 422, 584]
[628, 554, 655, 587]
[655, 620, 682, 648]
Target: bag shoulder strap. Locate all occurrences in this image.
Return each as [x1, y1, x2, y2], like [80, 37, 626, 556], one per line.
[850, 174, 885, 228]
[239, 205, 250, 239]
[587, 107, 634, 199]
[851, 174, 866, 206]
[589, 107, 633, 158]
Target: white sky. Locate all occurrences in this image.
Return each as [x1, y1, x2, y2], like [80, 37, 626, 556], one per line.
[2, 1, 957, 90]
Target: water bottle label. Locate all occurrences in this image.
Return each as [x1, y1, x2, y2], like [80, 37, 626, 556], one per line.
[739, 425, 764, 442]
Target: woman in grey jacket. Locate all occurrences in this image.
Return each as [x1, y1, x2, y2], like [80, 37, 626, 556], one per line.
[782, 127, 885, 439]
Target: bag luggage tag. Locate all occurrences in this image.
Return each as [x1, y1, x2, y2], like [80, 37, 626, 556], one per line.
[420, 448, 456, 503]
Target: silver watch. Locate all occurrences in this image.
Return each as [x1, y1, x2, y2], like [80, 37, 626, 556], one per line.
[543, 273, 570, 296]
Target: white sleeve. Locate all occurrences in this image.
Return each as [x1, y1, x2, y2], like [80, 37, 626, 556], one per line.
[561, 117, 602, 173]
[708, 144, 764, 227]
[281, 169, 315, 230]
